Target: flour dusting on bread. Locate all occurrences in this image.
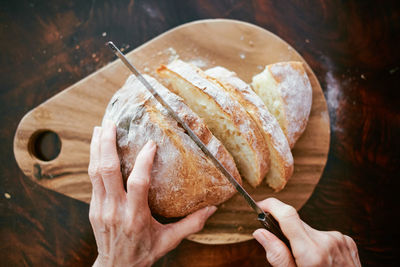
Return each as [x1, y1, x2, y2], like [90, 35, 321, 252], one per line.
[252, 62, 312, 148]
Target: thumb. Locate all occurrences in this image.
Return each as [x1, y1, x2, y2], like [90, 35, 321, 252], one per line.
[152, 206, 217, 258]
[165, 206, 217, 244]
[253, 229, 296, 267]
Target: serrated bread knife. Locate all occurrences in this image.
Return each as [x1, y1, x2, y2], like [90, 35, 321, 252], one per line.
[106, 41, 291, 250]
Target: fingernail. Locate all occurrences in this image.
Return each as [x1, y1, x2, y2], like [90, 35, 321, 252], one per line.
[93, 126, 101, 137]
[102, 119, 114, 128]
[144, 140, 156, 150]
[205, 206, 217, 218]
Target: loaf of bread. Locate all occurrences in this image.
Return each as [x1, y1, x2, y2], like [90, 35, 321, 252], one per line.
[205, 66, 294, 191]
[157, 60, 270, 187]
[103, 74, 241, 218]
[251, 62, 312, 148]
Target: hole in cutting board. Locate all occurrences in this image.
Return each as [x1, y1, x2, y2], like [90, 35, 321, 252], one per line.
[28, 130, 61, 161]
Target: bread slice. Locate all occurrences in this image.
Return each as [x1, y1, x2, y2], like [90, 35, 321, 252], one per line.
[157, 60, 270, 187]
[103, 74, 241, 217]
[251, 62, 312, 148]
[205, 66, 293, 191]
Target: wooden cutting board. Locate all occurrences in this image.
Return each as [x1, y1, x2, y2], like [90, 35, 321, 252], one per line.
[13, 19, 330, 244]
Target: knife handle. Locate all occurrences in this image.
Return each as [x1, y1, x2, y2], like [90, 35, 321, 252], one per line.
[258, 212, 292, 252]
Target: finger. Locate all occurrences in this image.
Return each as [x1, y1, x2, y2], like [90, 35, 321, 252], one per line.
[88, 126, 105, 200]
[100, 120, 125, 198]
[164, 206, 217, 244]
[253, 229, 296, 267]
[126, 140, 157, 213]
[258, 198, 313, 248]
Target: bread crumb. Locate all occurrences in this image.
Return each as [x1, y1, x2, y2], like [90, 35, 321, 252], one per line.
[165, 47, 179, 63]
[188, 59, 207, 68]
[249, 40, 254, 46]
[237, 226, 243, 231]
[4, 193, 11, 199]
[239, 53, 246, 59]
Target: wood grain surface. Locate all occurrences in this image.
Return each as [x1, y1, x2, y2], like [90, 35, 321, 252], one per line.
[1, 0, 399, 266]
[13, 19, 330, 244]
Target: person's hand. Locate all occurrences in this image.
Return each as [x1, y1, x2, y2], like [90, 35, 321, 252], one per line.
[88, 120, 217, 267]
[253, 198, 361, 267]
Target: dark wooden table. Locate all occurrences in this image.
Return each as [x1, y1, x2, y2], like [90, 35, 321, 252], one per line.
[1, 1, 399, 266]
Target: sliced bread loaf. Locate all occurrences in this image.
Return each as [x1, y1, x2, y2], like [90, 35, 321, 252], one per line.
[103, 74, 241, 217]
[251, 62, 312, 148]
[157, 60, 270, 187]
[205, 66, 293, 191]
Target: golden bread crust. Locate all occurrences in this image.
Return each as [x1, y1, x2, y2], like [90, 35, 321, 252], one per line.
[103, 74, 240, 217]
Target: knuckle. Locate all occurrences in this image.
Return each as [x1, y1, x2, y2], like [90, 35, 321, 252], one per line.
[195, 219, 206, 231]
[88, 164, 99, 177]
[331, 230, 344, 239]
[100, 160, 120, 175]
[345, 235, 358, 250]
[127, 175, 148, 190]
[88, 210, 96, 222]
[102, 199, 121, 226]
[328, 231, 345, 247]
[189, 218, 206, 233]
[103, 211, 120, 226]
[280, 205, 298, 220]
[89, 208, 101, 224]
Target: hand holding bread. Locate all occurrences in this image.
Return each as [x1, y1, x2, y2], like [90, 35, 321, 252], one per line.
[88, 121, 217, 267]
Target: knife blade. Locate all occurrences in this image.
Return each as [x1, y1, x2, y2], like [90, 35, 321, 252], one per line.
[106, 41, 291, 249]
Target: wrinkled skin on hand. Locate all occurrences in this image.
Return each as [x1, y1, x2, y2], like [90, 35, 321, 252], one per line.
[253, 198, 361, 267]
[88, 120, 217, 267]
